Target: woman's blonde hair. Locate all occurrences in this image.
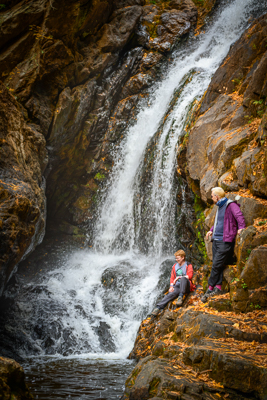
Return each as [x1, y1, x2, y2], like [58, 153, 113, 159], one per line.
[174, 250, 186, 258]
[211, 187, 225, 198]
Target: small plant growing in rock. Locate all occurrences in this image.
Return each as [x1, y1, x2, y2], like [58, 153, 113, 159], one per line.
[244, 115, 254, 124]
[241, 281, 247, 290]
[231, 278, 239, 284]
[245, 247, 252, 260]
[94, 172, 105, 181]
[232, 77, 242, 91]
[257, 220, 266, 226]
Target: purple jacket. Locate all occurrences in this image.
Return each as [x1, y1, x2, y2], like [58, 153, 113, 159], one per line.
[210, 200, 246, 242]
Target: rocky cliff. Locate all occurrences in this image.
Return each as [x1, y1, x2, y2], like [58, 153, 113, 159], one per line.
[123, 11, 267, 400]
[183, 12, 267, 312]
[0, 0, 216, 295]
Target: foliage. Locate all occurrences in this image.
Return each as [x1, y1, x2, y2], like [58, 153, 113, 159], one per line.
[258, 220, 267, 226]
[94, 172, 105, 181]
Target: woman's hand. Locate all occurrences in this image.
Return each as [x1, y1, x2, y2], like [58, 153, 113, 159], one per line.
[169, 286, 174, 293]
[206, 231, 212, 240]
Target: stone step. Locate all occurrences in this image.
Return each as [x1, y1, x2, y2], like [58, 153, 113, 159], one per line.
[183, 339, 267, 399]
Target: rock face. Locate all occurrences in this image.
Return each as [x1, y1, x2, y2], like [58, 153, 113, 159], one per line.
[0, 0, 204, 294]
[0, 82, 47, 296]
[124, 305, 267, 399]
[0, 356, 33, 399]
[180, 13, 267, 311]
[186, 14, 267, 202]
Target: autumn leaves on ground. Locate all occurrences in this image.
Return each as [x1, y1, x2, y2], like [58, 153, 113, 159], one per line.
[124, 290, 267, 399]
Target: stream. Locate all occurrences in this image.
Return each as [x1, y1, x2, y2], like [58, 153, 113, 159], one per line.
[1, 0, 266, 398]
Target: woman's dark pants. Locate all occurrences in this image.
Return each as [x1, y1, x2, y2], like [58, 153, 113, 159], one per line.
[208, 240, 235, 287]
[156, 277, 190, 310]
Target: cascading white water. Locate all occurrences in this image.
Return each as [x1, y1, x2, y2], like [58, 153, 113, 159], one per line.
[10, 0, 265, 362]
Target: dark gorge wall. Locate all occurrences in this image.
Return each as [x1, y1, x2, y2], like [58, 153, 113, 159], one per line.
[0, 0, 209, 296]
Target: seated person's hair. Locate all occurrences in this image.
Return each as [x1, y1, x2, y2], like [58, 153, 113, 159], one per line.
[174, 250, 186, 258]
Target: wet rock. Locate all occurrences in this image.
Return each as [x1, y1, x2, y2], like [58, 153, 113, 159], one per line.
[94, 321, 116, 353]
[120, 72, 153, 98]
[0, 356, 33, 399]
[152, 341, 165, 357]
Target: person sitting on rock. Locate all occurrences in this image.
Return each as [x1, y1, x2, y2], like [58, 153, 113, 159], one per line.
[201, 187, 246, 303]
[151, 250, 195, 317]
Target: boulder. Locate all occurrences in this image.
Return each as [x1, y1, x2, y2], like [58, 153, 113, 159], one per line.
[240, 245, 267, 290]
[0, 356, 33, 399]
[233, 147, 260, 187]
[218, 171, 239, 192]
[97, 6, 143, 52]
[183, 339, 267, 398]
[235, 225, 257, 273]
[123, 356, 234, 400]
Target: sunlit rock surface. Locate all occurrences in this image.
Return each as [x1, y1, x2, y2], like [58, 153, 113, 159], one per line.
[0, 356, 33, 400]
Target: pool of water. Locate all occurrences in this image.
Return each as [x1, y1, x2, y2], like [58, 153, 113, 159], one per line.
[23, 358, 136, 400]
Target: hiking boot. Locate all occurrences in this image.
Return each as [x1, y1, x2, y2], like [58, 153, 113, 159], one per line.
[151, 308, 161, 317]
[201, 288, 214, 303]
[176, 296, 183, 306]
[201, 287, 222, 303]
[211, 287, 222, 297]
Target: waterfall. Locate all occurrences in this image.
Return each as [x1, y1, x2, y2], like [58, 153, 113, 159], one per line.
[2, 0, 264, 362]
[93, 0, 263, 256]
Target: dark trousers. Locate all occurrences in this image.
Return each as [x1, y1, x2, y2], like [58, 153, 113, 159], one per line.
[208, 240, 235, 287]
[156, 277, 190, 310]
